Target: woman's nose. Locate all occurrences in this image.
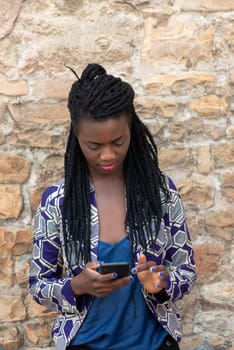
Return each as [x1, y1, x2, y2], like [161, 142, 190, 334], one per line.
[99, 146, 115, 162]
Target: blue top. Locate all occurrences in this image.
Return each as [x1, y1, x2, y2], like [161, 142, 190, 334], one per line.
[71, 236, 167, 349]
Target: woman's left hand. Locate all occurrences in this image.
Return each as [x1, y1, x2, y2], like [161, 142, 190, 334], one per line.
[131, 254, 169, 294]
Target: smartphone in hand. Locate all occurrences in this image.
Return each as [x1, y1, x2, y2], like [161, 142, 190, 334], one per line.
[99, 262, 131, 278]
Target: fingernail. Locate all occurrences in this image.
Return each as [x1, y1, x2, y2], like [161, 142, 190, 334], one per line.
[156, 283, 160, 288]
[112, 273, 118, 278]
[151, 267, 156, 272]
[129, 276, 134, 282]
[159, 272, 163, 276]
[131, 268, 137, 274]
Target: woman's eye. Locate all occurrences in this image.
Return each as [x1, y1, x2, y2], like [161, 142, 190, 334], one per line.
[114, 142, 124, 147]
[88, 145, 98, 150]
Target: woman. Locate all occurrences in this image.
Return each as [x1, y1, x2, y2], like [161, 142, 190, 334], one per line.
[29, 63, 196, 350]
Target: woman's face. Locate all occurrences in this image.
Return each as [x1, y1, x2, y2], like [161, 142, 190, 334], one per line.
[75, 112, 131, 177]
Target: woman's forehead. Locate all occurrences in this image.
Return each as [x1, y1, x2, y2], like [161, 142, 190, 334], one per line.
[76, 113, 130, 138]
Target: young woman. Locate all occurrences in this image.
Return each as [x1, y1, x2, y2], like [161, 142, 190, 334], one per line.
[29, 63, 196, 350]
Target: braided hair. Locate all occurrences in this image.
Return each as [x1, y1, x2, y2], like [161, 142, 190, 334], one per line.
[63, 63, 167, 268]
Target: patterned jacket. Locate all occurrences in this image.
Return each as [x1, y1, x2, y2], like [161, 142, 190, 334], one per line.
[29, 176, 196, 350]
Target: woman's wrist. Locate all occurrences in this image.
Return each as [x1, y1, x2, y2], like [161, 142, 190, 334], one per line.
[70, 275, 84, 297]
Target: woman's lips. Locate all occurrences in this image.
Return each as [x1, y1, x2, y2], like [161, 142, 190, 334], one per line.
[100, 163, 116, 171]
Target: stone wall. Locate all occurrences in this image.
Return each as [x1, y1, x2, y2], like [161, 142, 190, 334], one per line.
[0, 0, 233, 349]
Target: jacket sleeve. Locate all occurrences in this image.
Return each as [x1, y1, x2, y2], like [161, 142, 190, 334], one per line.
[143, 178, 196, 304]
[28, 185, 79, 314]
[160, 179, 196, 303]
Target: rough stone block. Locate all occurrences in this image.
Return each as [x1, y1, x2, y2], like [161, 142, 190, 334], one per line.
[178, 0, 234, 12]
[189, 95, 228, 117]
[0, 79, 28, 96]
[142, 16, 214, 65]
[212, 143, 234, 167]
[8, 104, 69, 129]
[0, 323, 23, 350]
[23, 320, 50, 346]
[158, 147, 190, 170]
[205, 209, 234, 240]
[0, 185, 23, 219]
[0, 154, 30, 184]
[0, 227, 32, 255]
[223, 172, 234, 203]
[0, 292, 26, 322]
[179, 175, 215, 209]
[193, 242, 225, 280]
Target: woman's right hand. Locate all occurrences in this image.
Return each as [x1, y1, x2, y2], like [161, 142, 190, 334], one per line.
[70, 261, 132, 298]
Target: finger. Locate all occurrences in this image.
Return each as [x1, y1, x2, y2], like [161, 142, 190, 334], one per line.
[137, 253, 147, 264]
[150, 265, 168, 276]
[155, 280, 167, 290]
[132, 261, 156, 274]
[95, 275, 133, 297]
[158, 269, 169, 278]
[86, 261, 101, 270]
[98, 272, 120, 281]
[137, 254, 157, 270]
[110, 275, 134, 289]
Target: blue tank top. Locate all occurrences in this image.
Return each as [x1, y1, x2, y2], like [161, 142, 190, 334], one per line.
[71, 236, 167, 349]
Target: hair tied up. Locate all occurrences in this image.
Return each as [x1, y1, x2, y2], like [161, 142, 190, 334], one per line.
[80, 63, 106, 84]
[64, 64, 80, 81]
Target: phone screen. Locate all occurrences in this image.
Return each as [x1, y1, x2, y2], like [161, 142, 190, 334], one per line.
[99, 262, 131, 278]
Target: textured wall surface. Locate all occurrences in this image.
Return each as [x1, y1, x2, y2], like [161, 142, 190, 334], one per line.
[0, 0, 233, 349]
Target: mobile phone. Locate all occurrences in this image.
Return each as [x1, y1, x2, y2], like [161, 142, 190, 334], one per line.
[99, 262, 131, 278]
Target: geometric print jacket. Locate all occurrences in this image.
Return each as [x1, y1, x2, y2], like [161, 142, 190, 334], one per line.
[29, 176, 196, 350]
